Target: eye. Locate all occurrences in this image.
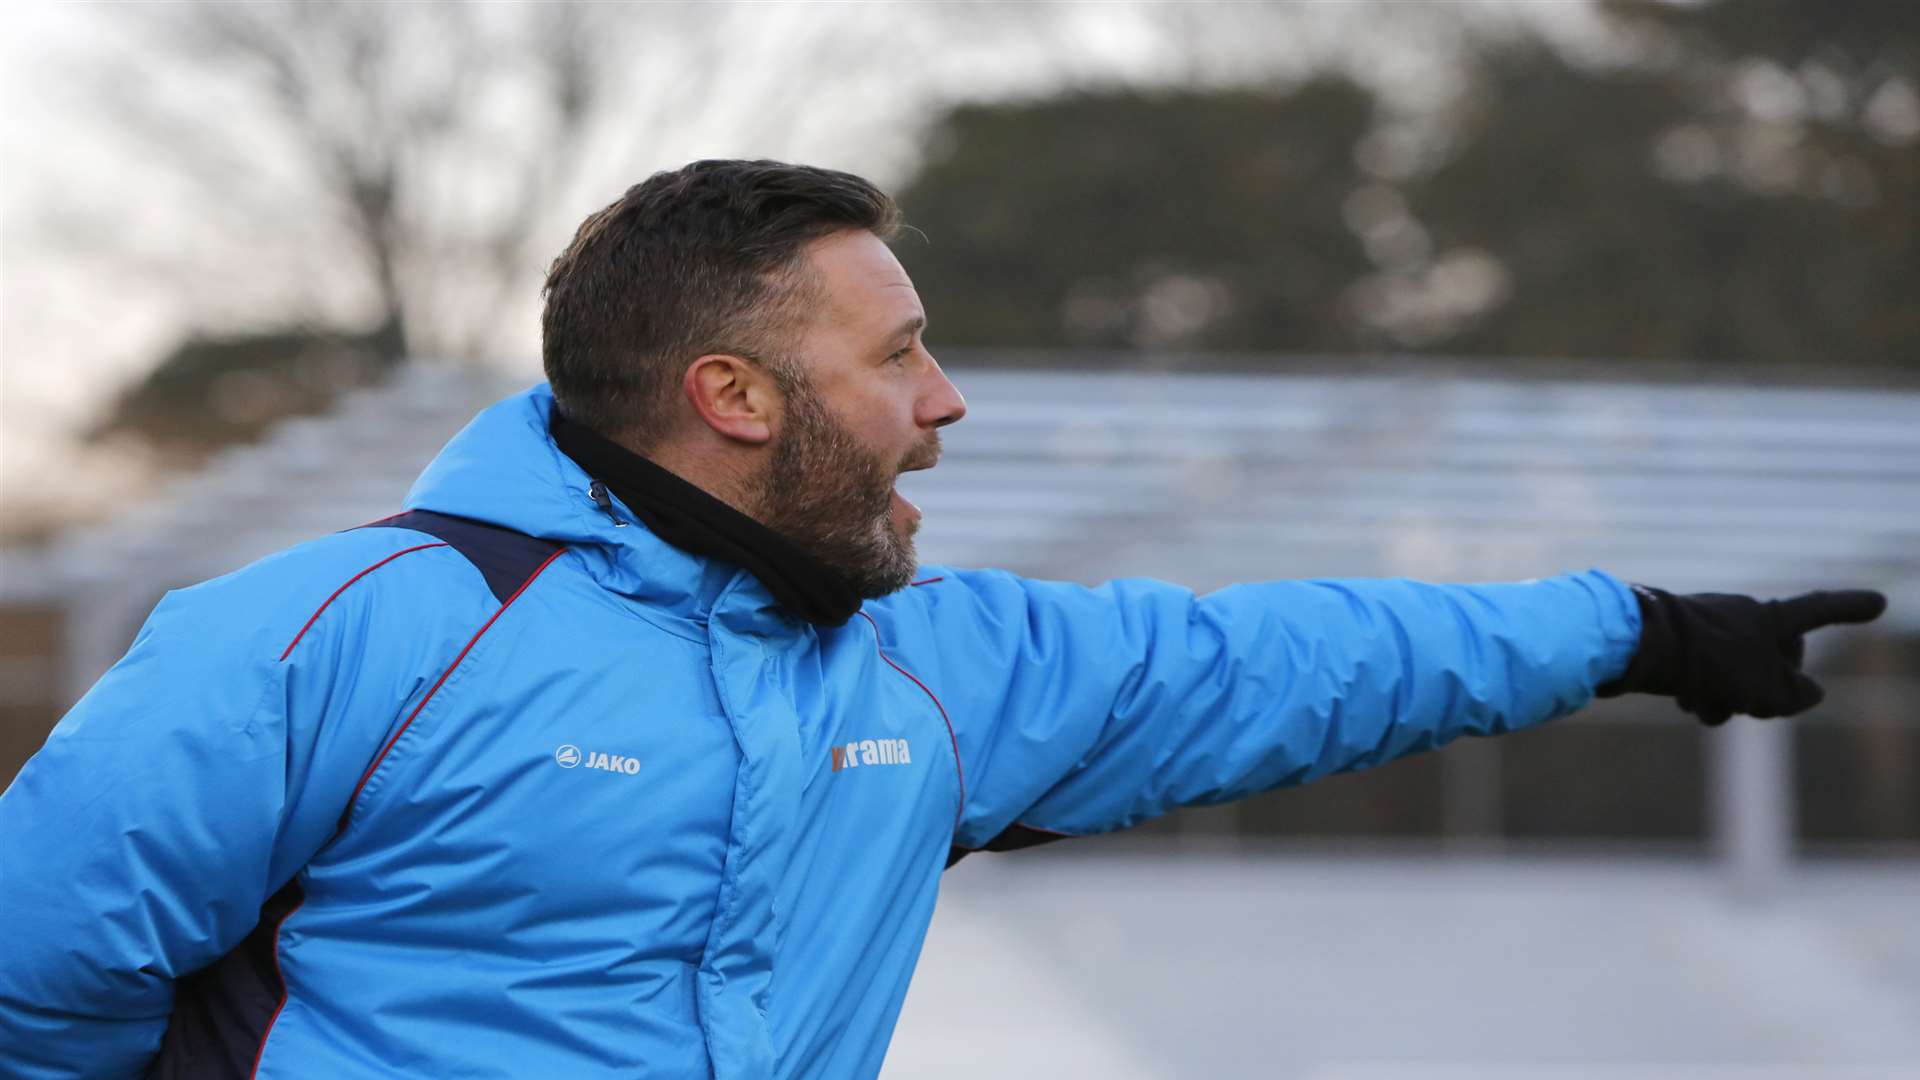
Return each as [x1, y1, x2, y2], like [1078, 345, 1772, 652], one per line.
[886, 346, 912, 365]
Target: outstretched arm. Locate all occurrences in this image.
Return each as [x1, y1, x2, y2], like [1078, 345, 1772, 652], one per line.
[890, 568, 1644, 852]
[893, 568, 1885, 854]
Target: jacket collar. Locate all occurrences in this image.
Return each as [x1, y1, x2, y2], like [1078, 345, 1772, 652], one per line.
[403, 384, 798, 636]
[548, 409, 863, 627]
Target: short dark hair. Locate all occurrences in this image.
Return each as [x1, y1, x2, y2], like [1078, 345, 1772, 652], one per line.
[542, 159, 900, 448]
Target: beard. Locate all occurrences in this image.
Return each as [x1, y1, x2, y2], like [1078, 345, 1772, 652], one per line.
[753, 371, 935, 600]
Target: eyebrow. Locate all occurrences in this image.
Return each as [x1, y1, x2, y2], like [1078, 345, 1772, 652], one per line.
[891, 314, 927, 341]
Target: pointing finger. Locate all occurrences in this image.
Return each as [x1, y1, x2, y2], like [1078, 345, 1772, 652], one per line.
[1771, 590, 1887, 636]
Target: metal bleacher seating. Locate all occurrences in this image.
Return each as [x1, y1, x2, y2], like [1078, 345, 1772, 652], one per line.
[903, 367, 1920, 605]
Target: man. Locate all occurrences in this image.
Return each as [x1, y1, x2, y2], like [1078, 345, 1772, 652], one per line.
[0, 160, 1887, 1079]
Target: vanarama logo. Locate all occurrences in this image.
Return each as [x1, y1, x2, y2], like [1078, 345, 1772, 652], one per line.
[831, 738, 911, 772]
[555, 743, 639, 776]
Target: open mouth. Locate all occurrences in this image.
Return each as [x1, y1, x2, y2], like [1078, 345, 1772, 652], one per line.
[890, 487, 921, 529]
[891, 450, 937, 530]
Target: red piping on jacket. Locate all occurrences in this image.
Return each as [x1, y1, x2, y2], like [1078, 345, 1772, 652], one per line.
[857, 610, 965, 834]
[279, 544, 448, 661]
[336, 546, 568, 833]
[245, 895, 308, 1080]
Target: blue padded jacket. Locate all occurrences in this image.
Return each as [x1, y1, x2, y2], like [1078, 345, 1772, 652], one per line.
[0, 385, 1641, 1078]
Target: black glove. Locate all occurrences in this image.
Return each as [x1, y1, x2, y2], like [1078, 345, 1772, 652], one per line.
[1595, 585, 1887, 726]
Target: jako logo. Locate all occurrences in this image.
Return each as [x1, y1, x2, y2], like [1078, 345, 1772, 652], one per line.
[831, 738, 911, 772]
[555, 743, 639, 776]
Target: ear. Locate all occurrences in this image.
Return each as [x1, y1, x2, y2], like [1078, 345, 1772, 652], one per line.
[682, 353, 776, 445]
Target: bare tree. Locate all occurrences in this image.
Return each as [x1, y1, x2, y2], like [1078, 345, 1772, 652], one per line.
[32, 0, 1092, 467]
[78, 2, 707, 365]
[68, 0, 1020, 370]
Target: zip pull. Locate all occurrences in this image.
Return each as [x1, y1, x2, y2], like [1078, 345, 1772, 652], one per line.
[588, 480, 627, 527]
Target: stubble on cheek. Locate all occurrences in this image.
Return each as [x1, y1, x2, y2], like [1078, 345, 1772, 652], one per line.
[756, 382, 921, 599]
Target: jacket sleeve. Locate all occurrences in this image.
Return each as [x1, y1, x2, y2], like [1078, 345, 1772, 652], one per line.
[0, 539, 479, 1077]
[897, 568, 1641, 851]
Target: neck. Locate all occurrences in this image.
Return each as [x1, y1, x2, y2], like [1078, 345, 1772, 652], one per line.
[548, 408, 864, 627]
[645, 439, 765, 523]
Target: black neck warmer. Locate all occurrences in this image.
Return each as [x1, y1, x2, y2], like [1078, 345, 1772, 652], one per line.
[549, 408, 863, 627]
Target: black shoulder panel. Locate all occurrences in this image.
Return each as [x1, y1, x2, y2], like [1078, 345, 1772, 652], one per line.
[367, 509, 564, 603]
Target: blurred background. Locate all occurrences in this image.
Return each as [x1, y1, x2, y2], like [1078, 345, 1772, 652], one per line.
[2, 1, 1916, 1076]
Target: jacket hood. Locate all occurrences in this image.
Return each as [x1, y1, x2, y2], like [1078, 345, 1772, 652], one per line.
[404, 383, 778, 630]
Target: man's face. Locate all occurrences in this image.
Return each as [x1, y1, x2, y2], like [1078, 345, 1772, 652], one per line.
[754, 230, 966, 598]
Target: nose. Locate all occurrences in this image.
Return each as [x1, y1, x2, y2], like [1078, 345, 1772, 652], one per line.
[919, 354, 967, 429]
